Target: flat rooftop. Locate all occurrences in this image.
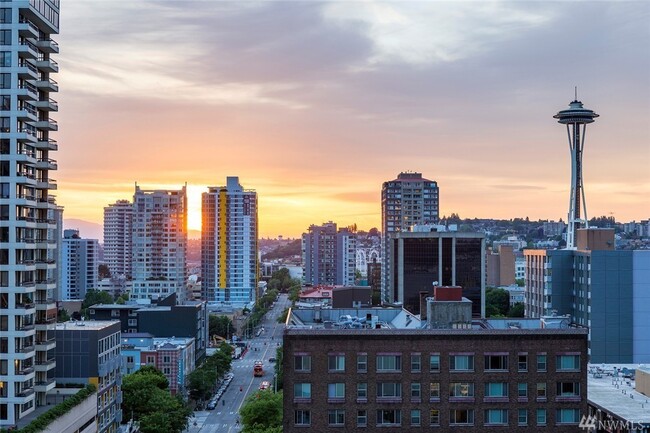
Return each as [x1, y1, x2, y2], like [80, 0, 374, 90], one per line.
[56, 320, 120, 331]
[588, 364, 650, 425]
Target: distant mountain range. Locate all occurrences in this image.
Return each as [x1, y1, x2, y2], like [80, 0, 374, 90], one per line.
[64, 219, 202, 243]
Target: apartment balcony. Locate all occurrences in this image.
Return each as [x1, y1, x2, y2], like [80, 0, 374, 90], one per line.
[34, 38, 59, 54]
[35, 337, 55, 351]
[13, 344, 35, 360]
[36, 178, 57, 191]
[14, 302, 36, 314]
[15, 388, 35, 401]
[34, 378, 56, 393]
[15, 129, 38, 145]
[34, 358, 56, 372]
[15, 149, 37, 164]
[33, 118, 58, 131]
[36, 158, 57, 170]
[32, 78, 59, 93]
[17, 61, 39, 80]
[17, 82, 38, 100]
[17, 18, 40, 38]
[16, 366, 35, 376]
[34, 57, 58, 73]
[16, 104, 38, 122]
[18, 40, 38, 59]
[35, 299, 56, 312]
[34, 138, 58, 151]
[32, 98, 58, 112]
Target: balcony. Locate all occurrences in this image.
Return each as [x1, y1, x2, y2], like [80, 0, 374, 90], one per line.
[34, 57, 58, 73]
[33, 118, 58, 131]
[18, 40, 38, 59]
[32, 78, 58, 93]
[35, 358, 56, 371]
[17, 18, 39, 38]
[36, 178, 57, 191]
[35, 338, 55, 351]
[15, 302, 36, 311]
[36, 158, 58, 170]
[34, 378, 56, 392]
[16, 366, 35, 376]
[16, 388, 35, 399]
[32, 98, 58, 112]
[16, 104, 38, 121]
[34, 38, 59, 54]
[17, 61, 39, 80]
[16, 82, 38, 101]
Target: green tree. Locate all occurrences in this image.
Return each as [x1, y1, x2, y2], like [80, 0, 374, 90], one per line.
[209, 315, 235, 339]
[81, 289, 114, 317]
[98, 264, 111, 279]
[485, 288, 510, 317]
[515, 278, 525, 287]
[240, 391, 282, 432]
[508, 303, 525, 318]
[187, 367, 217, 401]
[57, 308, 70, 322]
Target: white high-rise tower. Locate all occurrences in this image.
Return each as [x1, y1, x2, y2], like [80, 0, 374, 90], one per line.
[554, 95, 599, 249]
[103, 199, 133, 278]
[0, 0, 61, 426]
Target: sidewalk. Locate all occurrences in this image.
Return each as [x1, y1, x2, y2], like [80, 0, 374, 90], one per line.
[184, 411, 209, 433]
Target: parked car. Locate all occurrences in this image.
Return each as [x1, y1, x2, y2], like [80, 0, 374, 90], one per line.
[207, 400, 217, 410]
[268, 357, 277, 363]
[259, 381, 270, 390]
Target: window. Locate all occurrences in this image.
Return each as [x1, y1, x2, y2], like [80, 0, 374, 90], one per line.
[0, 30, 10, 45]
[536, 409, 547, 426]
[294, 354, 311, 372]
[450, 355, 474, 371]
[557, 355, 580, 371]
[518, 354, 528, 372]
[429, 354, 440, 372]
[484, 354, 508, 371]
[411, 353, 421, 372]
[536, 382, 547, 399]
[556, 408, 580, 424]
[0, 8, 10, 23]
[537, 354, 547, 372]
[328, 354, 345, 372]
[0, 73, 8, 89]
[328, 409, 345, 426]
[128, 319, 137, 326]
[429, 382, 440, 399]
[450, 382, 474, 398]
[517, 383, 528, 397]
[146, 356, 155, 364]
[357, 410, 367, 427]
[293, 383, 311, 399]
[450, 409, 474, 425]
[357, 383, 367, 399]
[376, 354, 401, 372]
[328, 383, 345, 400]
[485, 409, 508, 425]
[485, 382, 508, 398]
[295, 410, 310, 426]
[357, 354, 367, 372]
[377, 382, 401, 399]
[0, 51, 9, 67]
[557, 382, 580, 397]
[430, 409, 440, 426]
[518, 409, 527, 425]
[410, 382, 421, 399]
[411, 409, 421, 426]
[376, 409, 401, 426]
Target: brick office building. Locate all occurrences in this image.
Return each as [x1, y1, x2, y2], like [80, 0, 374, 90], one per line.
[283, 307, 587, 432]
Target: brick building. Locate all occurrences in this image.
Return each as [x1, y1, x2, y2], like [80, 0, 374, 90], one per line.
[283, 309, 587, 432]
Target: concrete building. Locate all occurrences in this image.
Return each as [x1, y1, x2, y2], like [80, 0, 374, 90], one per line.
[332, 286, 372, 309]
[525, 228, 650, 363]
[131, 185, 187, 302]
[202, 177, 258, 305]
[283, 308, 588, 432]
[0, 0, 61, 426]
[103, 199, 132, 278]
[121, 334, 195, 395]
[486, 244, 515, 287]
[55, 320, 122, 433]
[60, 229, 99, 300]
[388, 230, 485, 317]
[381, 172, 439, 304]
[543, 221, 566, 237]
[302, 222, 357, 286]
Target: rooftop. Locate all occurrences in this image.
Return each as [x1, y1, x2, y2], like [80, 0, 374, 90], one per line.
[588, 364, 650, 425]
[56, 320, 121, 331]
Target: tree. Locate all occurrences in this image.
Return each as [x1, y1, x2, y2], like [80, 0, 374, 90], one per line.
[209, 315, 235, 339]
[240, 391, 282, 432]
[515, 278, 525, 287]
[485, 288, 510, 317]
[508, 303, 525, 318]
[81, 289, 114, 317]
[98, 264, 111, 279]
[57, 308, 70, 322]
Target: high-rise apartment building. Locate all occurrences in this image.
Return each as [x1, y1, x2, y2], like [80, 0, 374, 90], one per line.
[131, 186, 187, 302]
[60, 229, 98, 300]
[103, 199, 132, 278]
[0, 0, 60, 426]
[381, 172, 439, 303]
[201, 177, 257, 305]
[302, 222, 357, 286]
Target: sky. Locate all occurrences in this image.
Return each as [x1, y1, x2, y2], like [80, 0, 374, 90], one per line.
[55, 1, 650, 238]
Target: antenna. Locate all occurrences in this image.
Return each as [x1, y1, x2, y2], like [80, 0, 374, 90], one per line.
[574, 86, 577, 101]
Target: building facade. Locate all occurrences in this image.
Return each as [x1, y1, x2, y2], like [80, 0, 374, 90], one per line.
[54, 321, 122, 433]
[60, 229, 98, 300]
[486, 245, 515, 287]
[131, 185, 187, 301]
[201, 177, 258, 305]
[525, 229, 650, 363]
[389, 231, 485, 317]
[103, 199, 132, 278]
[381, 172, 439, 304]
[302, 222, 357, 286]
[0, 0, 60, 426]
[283, 327, 588, 432]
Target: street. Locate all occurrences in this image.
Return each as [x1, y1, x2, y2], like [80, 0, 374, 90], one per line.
[185, 293, 290, 433]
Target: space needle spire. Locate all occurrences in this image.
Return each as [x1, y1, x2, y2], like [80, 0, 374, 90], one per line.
[553, 93, 599, 249]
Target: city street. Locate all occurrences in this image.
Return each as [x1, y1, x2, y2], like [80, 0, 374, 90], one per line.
[185, 293, 290, 433]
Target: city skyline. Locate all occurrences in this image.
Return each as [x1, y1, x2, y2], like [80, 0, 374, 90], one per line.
[54, 1, 649, 237]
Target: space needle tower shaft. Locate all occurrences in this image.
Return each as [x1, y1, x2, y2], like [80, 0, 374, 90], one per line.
[553, 92, 599, 249]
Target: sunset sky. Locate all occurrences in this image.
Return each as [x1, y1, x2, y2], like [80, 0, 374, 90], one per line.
[55, 1, 649, 238]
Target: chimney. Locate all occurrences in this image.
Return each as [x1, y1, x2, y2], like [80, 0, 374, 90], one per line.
[434, 286, 463, 301]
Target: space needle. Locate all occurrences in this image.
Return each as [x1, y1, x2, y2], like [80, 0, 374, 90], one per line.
[553, 91, 599, 249]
